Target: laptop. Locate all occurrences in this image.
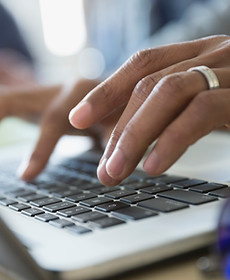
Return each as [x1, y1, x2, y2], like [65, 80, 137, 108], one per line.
[1, 130, 230, 280]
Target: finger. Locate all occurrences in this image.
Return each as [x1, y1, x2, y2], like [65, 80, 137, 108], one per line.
[19, 111, 71, 181]
[69, 40, 203, 129]
[1, 85, 61, 120]
[143, 88, 230, 175]
[20, 79, 99, 180]
[98, 56, 211, 162]
[102, 68, 230, 185]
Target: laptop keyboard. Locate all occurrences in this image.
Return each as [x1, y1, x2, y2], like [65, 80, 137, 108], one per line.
[0, 154, 230, 235]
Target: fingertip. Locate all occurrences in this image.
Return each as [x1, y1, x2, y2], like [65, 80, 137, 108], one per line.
[97, 158, 120, 186]
[69, 101, 92, 129]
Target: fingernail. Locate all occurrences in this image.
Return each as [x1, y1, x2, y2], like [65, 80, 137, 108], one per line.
[106, 148, 125, 178]
[69, 101, 92, 128]
[97, 158, 118, 186]
[143, 150, 160, 174]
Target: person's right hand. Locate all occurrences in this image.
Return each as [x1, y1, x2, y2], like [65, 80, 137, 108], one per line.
[0, 78, 121, 181]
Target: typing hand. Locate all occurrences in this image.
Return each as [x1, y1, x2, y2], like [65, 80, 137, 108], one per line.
[69, 35, 230, 186]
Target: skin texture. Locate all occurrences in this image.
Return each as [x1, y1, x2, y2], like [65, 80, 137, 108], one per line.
[69, 35, 230, 186]
[1, 74, 121, 180]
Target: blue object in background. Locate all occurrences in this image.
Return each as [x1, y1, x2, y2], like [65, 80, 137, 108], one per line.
[218, 198, 230, 279]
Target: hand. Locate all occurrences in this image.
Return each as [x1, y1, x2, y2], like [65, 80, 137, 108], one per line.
[69, 35, 230, 186]
[4, 79, 121, 181]
[0, 49, 36, 86]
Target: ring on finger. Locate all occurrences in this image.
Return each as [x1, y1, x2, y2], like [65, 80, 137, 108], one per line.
[187, 65, 220, 90]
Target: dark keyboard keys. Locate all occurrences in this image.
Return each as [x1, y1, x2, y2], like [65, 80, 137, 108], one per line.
[120, 193, 153, 204]
[156, 175, 187, 184]
[22, 208, 44, 217]
[158, 189, 217, 205]
[90, 186, 120, 195]
[138, 198, 188, 213]
[140, 184, 172, 195]
[80, 197, 112, 207]
[123, 181, 157, 190]
[9, 203, 30, 211]
[66, 224, 92, 234]
[189, 183, 227, 193]
[105, 189, 136, 199]
[35, 213, 59, 222]
[57, 206, 90, 217]
[0, 198, 16, 206]
[6, 189, 35, 198]
[88, 217, 125, 229]
[65, 192, 97, 203]
[112, 206, 157, 220]
[43, 201, 75, 212]
[209, 187, 230, 198]
[171, 179, 207, 189]
[49, 219, 74, 228]
[95, 201, 128, 212]
[18, 193, 47, 202]
[72, 211, 107, 223]
[30, 197, 61, 207]
[51, 188, 81, 198]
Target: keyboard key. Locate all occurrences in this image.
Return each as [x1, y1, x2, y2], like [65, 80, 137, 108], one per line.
[65, 192, 97, 203]
[58, 206, 90, 217]
[30, 197, 61, 207]
[156, 175, 188, 184]
[72, 211, 107, 223]
[66, 224, 92, 234]
[138, 198, 188, 213]
[18, 193, 47, 202]
[171, 179, 207, 189]
[95, 201, 128, 212]
[0, 198, 17, 206]
[112, 206, 157, 220]
[189, 183, 227, 193]
[51, 188, 81, 198]
[80, 197, 112, 207]
[140, 184, 172, 194]
[22, 208, 44, 217]
[122, 181, 157, 190]
[9, 203, 30, 211]
[6, 189, 35, 198]
[49, 219, 74, 228]
[105, 189, 136, 199]
[120, 193, 153, 204]
[43, 201, 75, 212]
[35, 213, 59, 222]
[88, 217, 125, 228]
[158, 189, 217, 205]
[209, 187, 230, 198]
[90, 186, 120, 195]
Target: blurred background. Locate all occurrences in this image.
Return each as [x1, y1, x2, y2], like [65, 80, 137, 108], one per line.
[0, 0, 230, 148]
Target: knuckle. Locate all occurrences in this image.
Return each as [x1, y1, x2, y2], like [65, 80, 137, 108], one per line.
[97, 79, 115, 104]
[107, 129, 122, 152]
[157, 73, 186, 99]
[128, 49, 154, 72]
[133, 73, 163, 101]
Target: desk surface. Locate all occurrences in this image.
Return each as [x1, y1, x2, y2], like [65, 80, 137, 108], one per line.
[117, 250, 224, 280]
[1, 250, 224, 280]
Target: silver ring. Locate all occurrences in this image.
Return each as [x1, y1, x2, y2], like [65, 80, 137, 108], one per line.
[187, 65, 220, 90]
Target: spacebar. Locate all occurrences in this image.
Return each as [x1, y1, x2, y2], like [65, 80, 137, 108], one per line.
[158, 189, 217, 205]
